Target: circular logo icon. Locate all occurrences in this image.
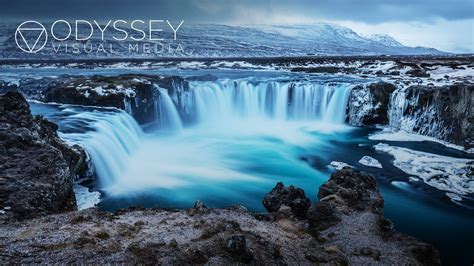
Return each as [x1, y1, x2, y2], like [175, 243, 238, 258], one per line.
[15, 21, 48, 53]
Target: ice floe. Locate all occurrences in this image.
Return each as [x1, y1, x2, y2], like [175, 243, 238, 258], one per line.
[369, 129, 470, 152]
[358, 156, 382, 168]
[374, 143, 474, 199]
[329, 161, 351, 170]
[74, 184, 101, 210]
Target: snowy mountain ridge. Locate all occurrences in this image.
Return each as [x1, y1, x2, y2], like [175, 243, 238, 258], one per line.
[0, 22, 445, 59]
[366, 34, 403, 47]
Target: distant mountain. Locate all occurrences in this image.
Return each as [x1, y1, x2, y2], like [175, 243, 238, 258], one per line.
[366, 34, 403, 47]
[0, 22, 446, 59]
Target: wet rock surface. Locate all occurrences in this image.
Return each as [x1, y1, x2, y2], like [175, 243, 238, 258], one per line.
[400, 83, 474, 149]
[0, 167, 440, 265]
[348, 81, 397, 126]
[0, 92, 86, 221]
[262, 182, 311, 219]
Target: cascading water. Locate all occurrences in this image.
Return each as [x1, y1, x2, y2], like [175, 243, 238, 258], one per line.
[40, 78, 353, 199]
[155, 85, 183, 131]
[58, 109, 143, 188]
[322, 83, 352, 123]
[156, 79, 353, 127]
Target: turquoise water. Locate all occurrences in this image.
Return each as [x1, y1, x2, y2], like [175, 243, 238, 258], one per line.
[32, 102, 474, 265]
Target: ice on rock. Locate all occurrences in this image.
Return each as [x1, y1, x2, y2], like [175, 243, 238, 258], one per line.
[374, 143, 474, 199]
[74, 184, 101, 210]
[358, 156, 382, 168]
[93, 86, 105, 96]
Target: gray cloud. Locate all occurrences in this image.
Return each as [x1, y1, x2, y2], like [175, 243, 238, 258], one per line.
[1, 0, 473, 24]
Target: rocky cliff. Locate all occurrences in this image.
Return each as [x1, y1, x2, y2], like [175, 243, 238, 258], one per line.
[390, 83, 474, 149]
[348, 81, 473, 149]
[347, 81, 397, 125]
[0, 92, 87, 221]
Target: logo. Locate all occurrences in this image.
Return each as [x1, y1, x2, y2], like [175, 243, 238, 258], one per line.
[13, 20, 185, 55]
[15, 21, 48, 53]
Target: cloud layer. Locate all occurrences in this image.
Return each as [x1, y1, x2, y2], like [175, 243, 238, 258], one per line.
[2, 0, 473, 23]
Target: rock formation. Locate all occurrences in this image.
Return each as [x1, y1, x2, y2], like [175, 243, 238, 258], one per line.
[262, 182, 311, 219]
[0, 163, 440, 264]
[395, 83, 473, 149]
[0, 92, 86, 221]
[347, 81, 397, 126]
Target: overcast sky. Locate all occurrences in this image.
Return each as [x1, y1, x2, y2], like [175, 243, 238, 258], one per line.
[2, 0, 473, 52]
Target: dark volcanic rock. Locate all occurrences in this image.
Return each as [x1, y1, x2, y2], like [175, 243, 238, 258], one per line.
[224, 235, 253, 263]
[0, 92, 82, 221]
[307, 200, 342, 232]
[307, 167, 440, 265]
[317, 167, 384, 214]
[308, 167, 383, 232]
[262, 182, 311, 219]
[400, 83, 474, 149]
[406, 68, 430, 78]
[348, 81, 397, 126]
[0, 81, 18, 94]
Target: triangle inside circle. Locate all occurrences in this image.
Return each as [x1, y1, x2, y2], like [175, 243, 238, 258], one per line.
[17, 28, 46, 52]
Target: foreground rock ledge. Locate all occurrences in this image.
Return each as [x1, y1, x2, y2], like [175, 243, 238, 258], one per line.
[0, 167, 440, 264]
[0, 92, 87, 221]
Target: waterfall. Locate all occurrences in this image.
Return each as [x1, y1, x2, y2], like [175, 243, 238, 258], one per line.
[59, 109, 143, 189]
[323, 83, 352, 123]
[388, 87, 407, 129]
[155, 85, 183, 131]
[169, 80, 352, 125]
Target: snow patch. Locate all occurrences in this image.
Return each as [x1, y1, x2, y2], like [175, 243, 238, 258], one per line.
[93, 86, 105, 96]
[374, 143, 474, 199]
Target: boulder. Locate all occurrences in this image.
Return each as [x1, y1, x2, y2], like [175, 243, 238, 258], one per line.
[262, 182, 311, 219]
[307, 167, 384, 231]
[317, 167, 384, 214]
[307, 167, 440, 265]
[0, 92, 82, 220]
